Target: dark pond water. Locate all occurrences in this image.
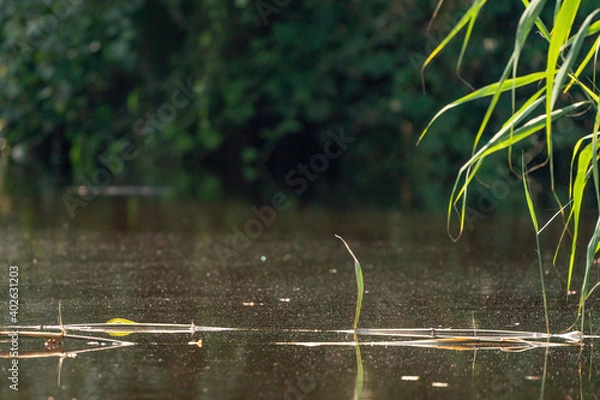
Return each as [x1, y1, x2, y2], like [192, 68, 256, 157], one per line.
[1, 195, 599, 399]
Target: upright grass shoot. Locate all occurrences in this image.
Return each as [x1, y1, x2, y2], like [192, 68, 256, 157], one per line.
[335, 234, 364, 331]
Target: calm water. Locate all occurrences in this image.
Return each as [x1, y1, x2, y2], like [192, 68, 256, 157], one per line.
[1, 195, 599, 399]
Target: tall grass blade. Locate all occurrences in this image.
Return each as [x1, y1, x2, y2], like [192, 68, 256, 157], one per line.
[580, 102, 600, 326]
[456, 6, 480, 80]
[553, 10, 600, 106]
[521, 0, 551, 42]
[335, 235, 364, 331]
[567, 142, 595, 291]
[580, 217, 600, 330]
[564, 35, 600, 93]
[545, 0, 582, 190]
[522, 156, 550, 335]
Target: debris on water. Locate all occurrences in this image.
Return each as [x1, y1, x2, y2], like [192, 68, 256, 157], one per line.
[260, 255, 267, 262]
[524, 376, 541, 381]
[432, 382, 449, 388]
[401, 376, 419, 381]
[556, 331, 583, 343]
[242, 301, 265, 306]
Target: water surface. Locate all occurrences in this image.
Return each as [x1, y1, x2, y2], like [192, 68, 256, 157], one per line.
[0, 196, 598, 399]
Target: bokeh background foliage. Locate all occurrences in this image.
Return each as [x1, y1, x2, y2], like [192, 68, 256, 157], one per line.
[0, 0, 594, 209]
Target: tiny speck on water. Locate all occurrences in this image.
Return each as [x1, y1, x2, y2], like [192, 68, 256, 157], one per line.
[524, 376, 541, 381]
[432, 382, 449, 388]
[260, 255, 267, 262]
[329, 269, 337, 273]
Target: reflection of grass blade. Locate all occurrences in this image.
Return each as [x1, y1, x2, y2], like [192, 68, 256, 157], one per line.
[335, 235, 364, 331]
[353, 334, 364, 400]
[522, 157, 550, 335]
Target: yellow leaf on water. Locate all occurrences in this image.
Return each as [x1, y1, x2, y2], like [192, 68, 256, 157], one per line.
[106, 318, 138, 336]
[107, 318, 138, 324]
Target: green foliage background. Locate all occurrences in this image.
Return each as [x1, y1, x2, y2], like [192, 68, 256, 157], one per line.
[0, 0, 591, 209]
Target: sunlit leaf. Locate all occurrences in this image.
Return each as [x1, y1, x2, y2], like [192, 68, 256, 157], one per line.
[418, 72, 546, 145]
[567, 142, 594, 291]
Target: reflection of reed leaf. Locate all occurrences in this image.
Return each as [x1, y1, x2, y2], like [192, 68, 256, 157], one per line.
[335, 235, 364, 331]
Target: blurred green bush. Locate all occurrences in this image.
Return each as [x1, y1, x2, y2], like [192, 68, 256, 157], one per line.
[0, 0, 572, 209]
